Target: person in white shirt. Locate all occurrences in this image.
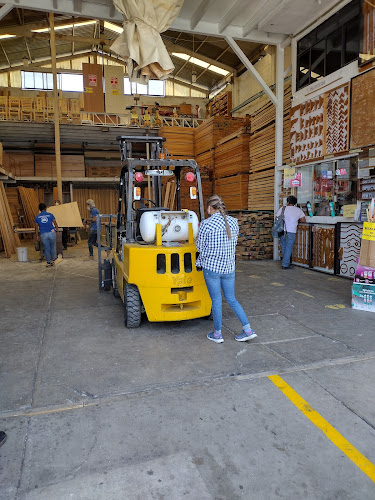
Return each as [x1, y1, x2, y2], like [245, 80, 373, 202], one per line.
[276, 195, 306, 269]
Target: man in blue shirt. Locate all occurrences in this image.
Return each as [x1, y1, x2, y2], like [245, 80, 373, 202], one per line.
[34, 203, 59, 267]
[83, 199, 100, 258]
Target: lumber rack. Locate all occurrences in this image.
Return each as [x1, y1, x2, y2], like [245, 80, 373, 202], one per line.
[97, 214, 117, 292]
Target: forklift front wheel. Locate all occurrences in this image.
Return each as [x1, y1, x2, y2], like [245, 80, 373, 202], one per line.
[124, 283, 141, 328]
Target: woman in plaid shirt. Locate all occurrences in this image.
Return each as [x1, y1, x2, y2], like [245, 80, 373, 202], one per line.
[196, 194, 257, 344]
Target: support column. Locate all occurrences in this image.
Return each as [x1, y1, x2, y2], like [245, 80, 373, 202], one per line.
[49, 12, 63, 203]
[274, 44, 284, 260]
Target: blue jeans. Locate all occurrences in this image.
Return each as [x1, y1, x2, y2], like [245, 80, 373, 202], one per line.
[88, 230, 98, 256]
[203, 269, 250, 333]
[40, 231, 56, 263]
[280, 232, 296, 267]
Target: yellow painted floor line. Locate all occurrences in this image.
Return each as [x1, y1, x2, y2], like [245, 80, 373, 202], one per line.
[271, 282, 285, 287]
[294, 290, 315, 298]
[249, 275, 261, 278]
[325, 304, 346, 310]
[269, 375, 375, 484]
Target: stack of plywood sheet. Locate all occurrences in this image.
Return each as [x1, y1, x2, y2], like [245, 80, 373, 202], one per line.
[18, 186, 40, 227]
[194, 116, 244, 156]
[0, 181, 20, 257]
[229, 210, 274, 260]
[35, 155, 85, 178]
[86, 166, 121, 178]
[195, 149, 214, 180]
[159, 126, 195, 159]
[2, 153, 34, 177]
[248, 86, 291, 211]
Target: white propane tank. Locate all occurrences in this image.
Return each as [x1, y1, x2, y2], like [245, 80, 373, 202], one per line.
[140, 211, 199, 243]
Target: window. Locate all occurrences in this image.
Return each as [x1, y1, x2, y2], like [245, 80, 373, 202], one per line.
[21, 71, 83, 92]
[123, 77, 165, 96]
[296, 0, 361, 90]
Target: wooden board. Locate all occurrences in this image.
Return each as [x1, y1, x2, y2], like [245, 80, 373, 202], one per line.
[72, 188, 118, 219]
[35, 155, 85, 178]
[82, 63, 105, 113]
[350, 68, 375, 149]
[324, 83, 350, 155]
[215, 174, 249, 210]
[47, 201, 83, 227]
[194, 117, 244, 156]
[0, 181, 21, 256]
[214, 128, 250, 179]
[18, 186, 39, 227]
[159, 126, 195, 157]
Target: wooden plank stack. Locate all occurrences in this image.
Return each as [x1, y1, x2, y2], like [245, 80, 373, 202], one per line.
[159, 126, 195, 159]
[73, 188, 118, 218]
[0, 181, 21, 257]
[194, 116, 244, 156]
[248, 86, 291, 211]
[215, 174, 249, 210]
[195, 149, 214, 180]
[35, 155, 85, 178]
[5, 187, 23, 226]
[18, 186, 40, 227]
[86, 166, 121, 178]
[214, 127, 251, 178]
[229, 210, 274, 260]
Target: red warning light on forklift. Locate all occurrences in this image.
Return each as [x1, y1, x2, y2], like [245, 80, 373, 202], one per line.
[185, 172, 195, 182]
[135, 172, 144, 183]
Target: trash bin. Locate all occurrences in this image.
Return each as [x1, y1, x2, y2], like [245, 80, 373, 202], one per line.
[17, 247, 28, 262]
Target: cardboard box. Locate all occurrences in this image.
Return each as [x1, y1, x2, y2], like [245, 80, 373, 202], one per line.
[352, 282, 375, 313]
[354, 262, 375, 284]
[359, 222, 375, 268]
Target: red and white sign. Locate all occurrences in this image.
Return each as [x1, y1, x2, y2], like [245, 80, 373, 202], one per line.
[88, 74, 97, 87]
[110, 77, 118, 88]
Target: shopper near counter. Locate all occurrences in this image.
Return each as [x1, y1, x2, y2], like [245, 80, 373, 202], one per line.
[276, 196, 306, 270]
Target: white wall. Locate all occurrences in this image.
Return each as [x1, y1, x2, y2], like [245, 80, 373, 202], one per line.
[232, 46, 291, 117]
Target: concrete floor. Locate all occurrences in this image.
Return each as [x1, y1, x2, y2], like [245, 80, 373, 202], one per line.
[1, 242, 375, 499]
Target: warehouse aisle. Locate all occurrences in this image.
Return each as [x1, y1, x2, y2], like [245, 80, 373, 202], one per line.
[1, 254, 375, 499]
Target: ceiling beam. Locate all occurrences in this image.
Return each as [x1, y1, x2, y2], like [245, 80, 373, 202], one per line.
[174, 36, 208, 78]
[0, 16, 93, 36]
[190, 0, 211, 30]
[31, 32, 111, 45]
[0, 49, 92, 72]
[196, 46, 230, 82]
[242, 0, 280, 37]
[0, 4, 14, 21]
[218, 0, 244, 34]
[257, 0, 290, 31]
[171, 17, 286, 45]
[163, 39, 234, 73]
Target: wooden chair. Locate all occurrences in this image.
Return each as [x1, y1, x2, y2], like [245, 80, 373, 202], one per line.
[69, 98, 81, 124]
[59, 98, 69, 123]
[0, 96, 8, 120]
[21, 97, 33, 121]
[8, 97, 21, 121]
[34, 96, 46, 122]
[46, 97, 54, 122]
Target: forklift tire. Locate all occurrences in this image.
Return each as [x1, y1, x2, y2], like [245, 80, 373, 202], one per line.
[124, 284, 141, 328]
[112, 263, 120, 298]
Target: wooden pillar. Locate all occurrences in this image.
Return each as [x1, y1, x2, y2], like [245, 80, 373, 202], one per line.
[49, 12, 63, 203]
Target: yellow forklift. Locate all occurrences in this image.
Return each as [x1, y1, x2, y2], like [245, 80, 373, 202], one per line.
[102, 135, 211, 328]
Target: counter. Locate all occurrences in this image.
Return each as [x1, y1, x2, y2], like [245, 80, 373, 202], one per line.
[292, 218, 363, 277]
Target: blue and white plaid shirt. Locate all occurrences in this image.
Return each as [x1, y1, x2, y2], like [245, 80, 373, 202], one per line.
[195, 212, 239, 274]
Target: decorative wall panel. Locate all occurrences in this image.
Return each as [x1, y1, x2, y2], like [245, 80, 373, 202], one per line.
[324, 83, 350, 155]
[290, 95, 324, 164]
[339, 223, 362, 278]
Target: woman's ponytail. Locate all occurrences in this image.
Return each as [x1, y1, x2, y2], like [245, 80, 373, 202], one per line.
[207, 194, 231, 239]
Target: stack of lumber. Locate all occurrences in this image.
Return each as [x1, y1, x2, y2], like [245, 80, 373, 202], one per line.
[229, 210, 274, 260]
[73, 188, 118, 218]
[86, 166, 121, 178]
[248, 86, 291, 211]
[179, 177, 213, 212]
[214, 127, 251, 179]
[35, 155, 85, 178]
[215, 174, 249, 210]
[195, 150, 214, 180]
[18, 186, 39, 227]
[5, 187, 23, 226]
[1, 153, 34, 177]
[0, 181, 20, 256]
[194, 117, 244, 156]
[159, 126, 195, 159]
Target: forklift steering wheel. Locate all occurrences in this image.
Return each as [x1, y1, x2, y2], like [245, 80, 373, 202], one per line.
[132, 198, 157, 211]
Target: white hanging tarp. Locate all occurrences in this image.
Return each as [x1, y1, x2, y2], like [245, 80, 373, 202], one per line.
[111, 0, 183, 83]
